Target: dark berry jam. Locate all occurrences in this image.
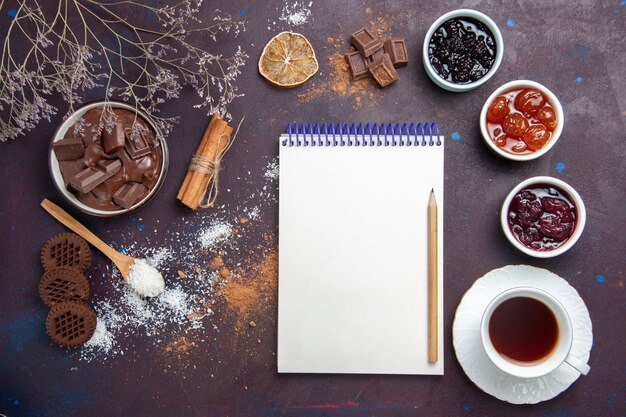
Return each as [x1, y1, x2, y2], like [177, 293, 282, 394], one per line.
[508, 184, 576, 251]
[428, 16, 497, 84]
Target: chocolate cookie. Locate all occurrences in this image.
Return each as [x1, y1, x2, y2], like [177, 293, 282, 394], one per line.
[39, 267, 90, 307]
[41, 233, 91, 272]
[45, 301, 97, 347]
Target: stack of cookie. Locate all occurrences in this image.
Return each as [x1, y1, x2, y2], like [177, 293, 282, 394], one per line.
[40, 233, 97, 347]
[345, 28, 409, 87]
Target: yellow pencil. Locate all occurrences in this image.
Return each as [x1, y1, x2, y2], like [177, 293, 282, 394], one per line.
[428, 189, 438, 363]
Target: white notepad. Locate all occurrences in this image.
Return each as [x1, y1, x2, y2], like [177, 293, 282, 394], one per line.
[278, 123, 444, 375]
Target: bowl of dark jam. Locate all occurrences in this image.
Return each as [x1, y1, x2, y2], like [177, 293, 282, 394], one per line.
[423, 9, 503, 92]
[501, 176, 586, 258]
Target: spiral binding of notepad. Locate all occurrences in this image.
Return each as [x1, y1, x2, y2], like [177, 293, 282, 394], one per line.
[282, 122, 442, 147]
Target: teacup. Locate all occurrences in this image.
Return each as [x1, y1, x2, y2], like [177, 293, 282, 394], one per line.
[480, 287, 590, 378]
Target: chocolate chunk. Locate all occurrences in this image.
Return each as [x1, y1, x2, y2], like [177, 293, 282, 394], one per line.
[113, 182, 147, 209]
[345, 51, 369, 80]
[69, 168, 106, 193]
[116, 149, 155, 183]
[369, 54, 399, 87]
[351, 28, 383, 57]
[124, 129, 151, 159]
[96, 159, 122, 175]
[102, 122, 126, 153]
[53, 138, 85, 161]
[59, 160, 86, 186]
[384, 38, 409, 67]
[45, 301, 97, 347]
[70, 159, 121, 193]
[81, 143, 106, 168]
[366, 46, 386, 66]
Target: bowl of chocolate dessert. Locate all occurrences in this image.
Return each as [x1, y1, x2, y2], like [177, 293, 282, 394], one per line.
[49, 101, 168, 216]
[501, 176, 586, 258]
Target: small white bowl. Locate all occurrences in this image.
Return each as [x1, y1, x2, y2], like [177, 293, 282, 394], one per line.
[480, 80, 564, 161]
[501, 176, 586, 258]
[49, 101, 169, 217]
[422, 9, 503, 92]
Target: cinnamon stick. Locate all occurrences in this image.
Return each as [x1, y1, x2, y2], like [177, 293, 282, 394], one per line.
[177, 113, 233, 210]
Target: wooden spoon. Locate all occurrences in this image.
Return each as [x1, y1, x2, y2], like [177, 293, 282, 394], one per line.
[40, 198, 137, 281]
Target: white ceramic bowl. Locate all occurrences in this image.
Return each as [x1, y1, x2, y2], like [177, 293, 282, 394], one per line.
[501, 176, 586, 258]
[49, 101, 168, 217]
[422, 9, 503, 92]
[480, 80, 564, 161]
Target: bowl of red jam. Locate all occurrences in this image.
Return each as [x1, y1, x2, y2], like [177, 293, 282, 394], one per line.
[481, 80, 564, 161]
[501, 176, 586, 258]
[423, 9, 503, 92]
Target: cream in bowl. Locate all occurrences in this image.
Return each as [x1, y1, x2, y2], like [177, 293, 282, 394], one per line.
[501, 176, 586, 258]
[480, 80, 564, 161]
[49, 101, 168, 216]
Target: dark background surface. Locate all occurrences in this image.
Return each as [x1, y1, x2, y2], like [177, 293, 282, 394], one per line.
[1, 1, 624, 416]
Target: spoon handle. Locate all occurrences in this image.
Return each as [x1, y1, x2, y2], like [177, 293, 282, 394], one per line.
[40, 199, 119, 260]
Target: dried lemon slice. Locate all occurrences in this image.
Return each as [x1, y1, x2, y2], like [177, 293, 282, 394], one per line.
[259, 31, 319, 88]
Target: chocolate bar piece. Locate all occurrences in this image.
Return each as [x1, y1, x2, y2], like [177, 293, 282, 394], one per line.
[351, 28, 383, 57]
[113, 182, 147, 209]
[369, 54, 399, 87]
[384, 38, 409, 67]
[366, 46, 386, 66]
[69, 168, 106, 194]
[345, 51, 369, 80]
[124, 129, 151, 159]
[96, 159, 122, 175]
[53, 138, 85, 161]
[59, 160, 85, 186]
[69, 159, 121, 193]
[102, 122, 126, 153]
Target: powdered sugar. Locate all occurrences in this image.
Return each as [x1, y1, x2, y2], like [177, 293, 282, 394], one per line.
[79, 271, 220, 362]
[264, 159, 279, 180]
[198, 220, 233, 248]
[84, 319, 114, 354]
[128, 259, 166, 297]
[279, 1, 313, 27]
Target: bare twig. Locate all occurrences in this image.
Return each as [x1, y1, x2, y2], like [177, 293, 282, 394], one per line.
[0, 0, 247, 141]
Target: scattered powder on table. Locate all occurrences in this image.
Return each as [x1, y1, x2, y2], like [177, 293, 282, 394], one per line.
[84, 319, 113, 353]
[223, 251, 278, 318]
[279, 1, 313, 27]
[164, 336, 196, 355]
[224, 282, 259, 317]
[78, 272, 220, 362]
[128, 259, 165, 297]
[76, 159, 280, 363]
[146, 247, 174, 268]
[369, 15, 393, 39]
[298, 52, 378, 106]
[198, 220, 233, 248]
[264, 159, 279, 181]
[244, 206, 260, 220]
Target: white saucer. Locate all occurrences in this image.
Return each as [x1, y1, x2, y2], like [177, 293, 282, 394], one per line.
[452, 265, 593, 404]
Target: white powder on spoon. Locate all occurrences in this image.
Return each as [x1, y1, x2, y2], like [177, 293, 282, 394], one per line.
[128, 259, 165, 297]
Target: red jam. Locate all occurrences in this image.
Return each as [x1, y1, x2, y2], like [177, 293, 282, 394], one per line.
[508, 184, 576, 251]
[486, 88, 557, 155]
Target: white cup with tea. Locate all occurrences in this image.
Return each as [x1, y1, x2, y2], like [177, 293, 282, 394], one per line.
[480, 287, 590, 378]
